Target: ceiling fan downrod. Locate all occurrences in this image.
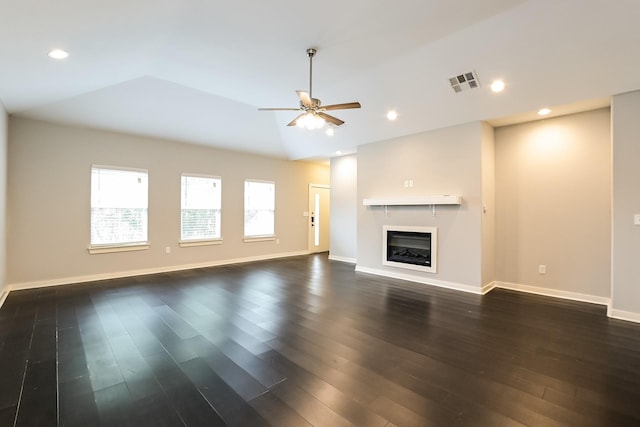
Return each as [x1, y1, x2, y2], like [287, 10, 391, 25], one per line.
[307, 48, 316, 99]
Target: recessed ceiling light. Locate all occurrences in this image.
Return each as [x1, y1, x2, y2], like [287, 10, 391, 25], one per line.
[335, 150, 342, 156]
[48, 49, 69, 59]
[326, 128, 335, 136]
[538, 108, 552, 116]
[490, 80, 505, 93]
[386, 110, 398, 121]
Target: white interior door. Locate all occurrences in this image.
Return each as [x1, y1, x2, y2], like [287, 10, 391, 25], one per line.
[308, 185, 330, 253]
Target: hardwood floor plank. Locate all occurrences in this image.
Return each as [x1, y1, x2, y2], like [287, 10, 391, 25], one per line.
[249, 390, 314, 427]
[217, 338, 287, 388]
[14, 359, 58, 426]
[392, 353, 588, 426]
[0, 352, 28, 411]
[59, 375, 101, 426]
[179, 356, 267, 427]
[145, 353, 226, 426]
[368, 395, 435, 427]
[262, 341, 381, 406]
[268, 379, 352, 427]
[126, 391, 187, 427]
[153, 304, 200, 340]
[0, 405, 16, 427]
[188, 336, 269, 402]
[259, 350, 389, 427]
[93, 381, 134, 425]
[543, 386, 640, 426]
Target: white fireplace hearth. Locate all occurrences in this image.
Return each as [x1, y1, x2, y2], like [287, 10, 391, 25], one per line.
[383, 225, 437, 274]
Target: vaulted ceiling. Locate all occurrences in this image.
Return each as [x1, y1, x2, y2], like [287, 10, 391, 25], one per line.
[1, 0, 638, 160]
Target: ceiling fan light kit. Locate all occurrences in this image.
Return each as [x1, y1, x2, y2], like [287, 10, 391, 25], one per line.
[259, 48, 361, 131]
[296, 112, 325, 129]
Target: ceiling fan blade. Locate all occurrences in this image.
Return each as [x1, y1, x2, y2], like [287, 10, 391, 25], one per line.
[318, 112, 345, 126]
[322, 102, 361, 111]
[297, 90, 313, 108]
[258, 107, 301, 111]
[287, 113, 305, 127]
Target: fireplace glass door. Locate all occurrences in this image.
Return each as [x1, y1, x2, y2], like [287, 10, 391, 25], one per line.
[386, 231, 431, 267]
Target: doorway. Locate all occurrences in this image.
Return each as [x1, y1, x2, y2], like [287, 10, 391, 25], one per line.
[308, 184, 330, 253]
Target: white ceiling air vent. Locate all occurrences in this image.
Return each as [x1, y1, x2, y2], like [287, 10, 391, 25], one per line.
[449, 71, 480, 93]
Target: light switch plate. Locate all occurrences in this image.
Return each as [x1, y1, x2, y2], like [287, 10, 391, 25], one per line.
[635, 214, 640, 225]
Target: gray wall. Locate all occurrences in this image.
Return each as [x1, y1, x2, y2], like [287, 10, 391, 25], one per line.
[332, 108, 615, 304]
[495, 109, 611, 300]
[356, 122, 486, 291]
[481, 122, 496, 287]
[329, 154, 357, 262]
[611, 91, 640, 320]
[0, 103, 6, 301]
[7, 117, 329, 288]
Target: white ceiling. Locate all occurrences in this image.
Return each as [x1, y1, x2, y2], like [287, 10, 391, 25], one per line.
[1, 0, 639, 160]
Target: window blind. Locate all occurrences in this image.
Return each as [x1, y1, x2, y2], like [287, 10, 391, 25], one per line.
[181, 175, 221, 241]
[244, 180, 275, 237]
[91, 166, 148, 246]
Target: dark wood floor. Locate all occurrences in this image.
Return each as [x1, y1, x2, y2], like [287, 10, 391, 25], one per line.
[1, 254, 639, 426]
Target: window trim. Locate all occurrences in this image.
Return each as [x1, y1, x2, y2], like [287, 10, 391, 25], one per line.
[243, 235, 276, 243]
[179, 238, 223, 248]
[89, 165, 149, 253]
[88, 242, 150, 254]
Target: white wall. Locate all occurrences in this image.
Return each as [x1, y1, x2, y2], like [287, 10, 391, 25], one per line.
[0, 102, 7, 303]
[356, 122, 486, 292]
[494, 109, 611, 302]
[7, 117, 329, 288]
[611, 91, 640, 321]
[329, 154, 357, 263]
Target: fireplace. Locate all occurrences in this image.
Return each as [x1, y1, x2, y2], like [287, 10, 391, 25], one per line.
[383, 225, 437, 273]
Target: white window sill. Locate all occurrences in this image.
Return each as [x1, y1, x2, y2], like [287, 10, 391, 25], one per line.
[179, 239, 223, 248]
[88, 242, 150, 254]
[243, 235, 276, 243]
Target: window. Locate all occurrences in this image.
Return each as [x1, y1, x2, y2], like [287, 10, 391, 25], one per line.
[90, 166, 148, 251]
[181, 174, 221, 242]
[244, 180, 275, 239]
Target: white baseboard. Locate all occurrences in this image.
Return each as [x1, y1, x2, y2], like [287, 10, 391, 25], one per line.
[328, 254, 357, 264]
[607, 307, 640, 324]
[494, 281, 611, 307]
[355, 265, 484, 295]
[481, 281, 497, 295]
[0, 288, 8, 309]
[8, 250, 309, 292]
[348, 270, 632, 320]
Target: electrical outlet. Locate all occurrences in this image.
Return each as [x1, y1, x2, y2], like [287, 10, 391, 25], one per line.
[538, 264, 546, 274]
[165, 246, 171, 254]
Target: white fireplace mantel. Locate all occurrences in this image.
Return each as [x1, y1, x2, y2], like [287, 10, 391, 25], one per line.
[362, 195, 462, 206]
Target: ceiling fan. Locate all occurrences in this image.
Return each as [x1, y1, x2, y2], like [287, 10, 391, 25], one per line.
[258, 48, 361, 129]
